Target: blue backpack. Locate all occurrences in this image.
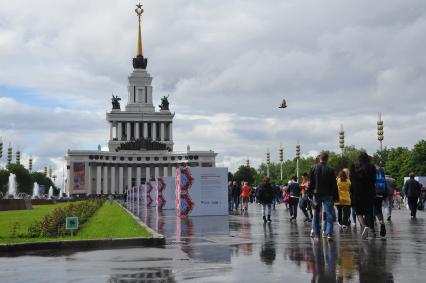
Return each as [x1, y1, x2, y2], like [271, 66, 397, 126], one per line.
[375, 167, 387, 195]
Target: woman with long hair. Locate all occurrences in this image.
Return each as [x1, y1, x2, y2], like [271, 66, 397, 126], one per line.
[349, 152, 376, 239]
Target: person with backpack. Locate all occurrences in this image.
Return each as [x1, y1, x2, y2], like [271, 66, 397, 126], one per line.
[307, 152, 339, 241]
[373, 162, 387, 238]
[403, 172, 423, 219]
[287, 176, 301, 222]
[385, 174, 397, 221]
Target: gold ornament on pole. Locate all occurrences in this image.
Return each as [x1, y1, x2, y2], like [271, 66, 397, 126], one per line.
[135, 3, 144, 56]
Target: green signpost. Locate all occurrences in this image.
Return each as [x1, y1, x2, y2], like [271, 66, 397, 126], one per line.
[66, 217, 79, 236]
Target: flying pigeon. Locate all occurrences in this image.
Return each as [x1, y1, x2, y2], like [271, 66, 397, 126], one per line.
[279, 99, 287, 109]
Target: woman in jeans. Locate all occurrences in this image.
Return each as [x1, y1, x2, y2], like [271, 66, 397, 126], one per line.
[299, 173, 313, 222]
[287, 176, 301, 222]
[258, 176, 274, 223]
[335, 170, 351, 229]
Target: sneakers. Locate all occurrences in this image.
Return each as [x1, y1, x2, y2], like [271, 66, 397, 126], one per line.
[267, 215, 272, 222]
[387, 216, 391, 222]
[326, 234, 333, 241]
[380, 223, 386, 238]
[361, 227, 369, 240]
[263, 216, 267, 223]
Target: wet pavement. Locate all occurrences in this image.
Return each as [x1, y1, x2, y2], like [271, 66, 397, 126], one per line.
[1, 203, 426, 282]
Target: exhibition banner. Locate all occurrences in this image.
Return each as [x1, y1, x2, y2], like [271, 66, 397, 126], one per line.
[176, 167, 228, 217]
[73, 162, 85, 191]
[156, 177, 176, 210]
[145, 181, 155, 207]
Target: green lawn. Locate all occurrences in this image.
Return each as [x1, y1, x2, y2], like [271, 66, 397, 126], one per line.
[0, 201, 152, 244]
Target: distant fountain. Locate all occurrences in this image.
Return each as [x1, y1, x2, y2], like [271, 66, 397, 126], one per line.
[7, 173, 17, 198]
[32, 182, 40, 199]
[48, 186, 53, 199]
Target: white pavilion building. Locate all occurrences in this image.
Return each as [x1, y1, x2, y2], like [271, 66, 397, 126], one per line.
[65, 4, 217, 196]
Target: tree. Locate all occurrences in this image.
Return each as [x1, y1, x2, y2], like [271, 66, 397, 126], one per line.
[407, 140, 426, 177]
[383, 147, 410, 189]
[233, 165, 257, 184]
[6, 164, 33, 195]
[0, 169, 10, 195]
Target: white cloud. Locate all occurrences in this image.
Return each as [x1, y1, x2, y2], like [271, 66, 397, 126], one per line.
[0, 0, 426, 176]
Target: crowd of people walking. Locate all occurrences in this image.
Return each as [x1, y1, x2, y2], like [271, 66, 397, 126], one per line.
[228, 151, 426, 241]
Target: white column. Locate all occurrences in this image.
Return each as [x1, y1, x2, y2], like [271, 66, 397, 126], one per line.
[152, 122, 157, 141]
[169, 123, 173, 141]
[109, 123, 113, 140]
[118, 166, 124, 194]
[111, 166, 116, 195]
[160, 123, 165, 141]
[163, 166, 168, 177]
[154, 167, 159, 179]
[126, 122, 131, 141]
[127, 166, 133, 190]
[135, 122, 140, 139]
[145, 167, 151, 181]
[96, 165, 102, 195]
[143, 122, 148, 139]
[103, 166, 108, 195]
[172, 166, 176, 177]
[136, 167, 142, 187]
[117, 123, 122, 140]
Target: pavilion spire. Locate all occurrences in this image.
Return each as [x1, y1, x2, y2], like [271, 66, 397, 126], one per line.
[132, 3, 148, 69]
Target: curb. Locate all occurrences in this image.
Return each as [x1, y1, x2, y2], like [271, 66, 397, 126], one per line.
[0, 201, 165, 253]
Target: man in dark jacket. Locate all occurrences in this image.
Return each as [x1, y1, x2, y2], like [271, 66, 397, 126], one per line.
[258, 176, 274, 223]
[231, 181, 241, 211]
[403, 172, 422, 219]
[307, 152, 338, 240]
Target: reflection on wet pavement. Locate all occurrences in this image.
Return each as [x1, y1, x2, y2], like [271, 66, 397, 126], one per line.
[1, 203, 426, 282]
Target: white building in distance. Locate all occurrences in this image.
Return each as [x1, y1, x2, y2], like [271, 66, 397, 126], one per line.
[65, 4, 217, 196]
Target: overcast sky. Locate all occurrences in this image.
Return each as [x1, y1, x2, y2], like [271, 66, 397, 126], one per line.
[1, 0, 425, 185]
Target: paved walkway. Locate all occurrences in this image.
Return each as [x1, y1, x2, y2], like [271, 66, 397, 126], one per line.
[1, 203, 425, 282]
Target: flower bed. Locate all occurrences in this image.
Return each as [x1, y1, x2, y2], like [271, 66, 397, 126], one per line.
[27, 198, 105, 238]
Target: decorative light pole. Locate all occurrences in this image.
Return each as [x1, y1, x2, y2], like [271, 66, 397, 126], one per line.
[16, 148, 21, 165]
[295, 143, 301, 182]
[339, 124, 345, 156]
[377, 112, 384, 151]
[28, 156, 33, 172]
[7, 143, 12, 165]
[246, 159, 250, 167]
[0, 137, 3, 159]
[279, 144, 284, 180]
[49, 167, 52, 178]
[44, 166, 48, 176]
[266, 149, 271, 177]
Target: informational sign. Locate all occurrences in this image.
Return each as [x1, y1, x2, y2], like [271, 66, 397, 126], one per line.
[73, 162, 85, 191]
[66, 217, 79, 230]
[403, 177, 426, 187]
[176, 167, 228, 217]
[156, 177, 176, 210]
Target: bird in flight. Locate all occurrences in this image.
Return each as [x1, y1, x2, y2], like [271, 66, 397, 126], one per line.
[279, 99, 287, 109]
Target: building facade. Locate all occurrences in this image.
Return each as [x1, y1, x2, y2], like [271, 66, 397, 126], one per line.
[65, 4, 216, 196]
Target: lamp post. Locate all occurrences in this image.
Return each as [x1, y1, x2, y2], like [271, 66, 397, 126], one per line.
[0, 137, 3, 159]
[279, 144, 284, 181]
[295, 143, 301, 182]
[266, 149, 270, 177]
[7, 143, 12, 165]
[44, 166, 48, 176]
[339, 124, 345, 156]
[246, 159, 250, 167]
[16, 148, 21, 165]
[377, 112, 384, 152]
[28, 156, 33, 172]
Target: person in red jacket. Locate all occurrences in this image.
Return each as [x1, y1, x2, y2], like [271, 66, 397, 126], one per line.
[241, 182, 251, 211]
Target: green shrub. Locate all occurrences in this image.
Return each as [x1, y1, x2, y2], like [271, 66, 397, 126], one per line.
[27, 199, 105, 238]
